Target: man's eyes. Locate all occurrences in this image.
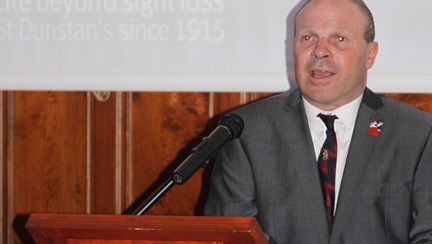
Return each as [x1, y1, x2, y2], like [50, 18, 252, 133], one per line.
[299, 34, 347, 44]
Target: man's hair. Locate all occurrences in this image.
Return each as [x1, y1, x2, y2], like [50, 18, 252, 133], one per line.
[295, 0, 375, 43]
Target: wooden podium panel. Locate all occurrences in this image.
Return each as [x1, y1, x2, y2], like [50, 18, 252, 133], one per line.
[26, 214, 268, 244]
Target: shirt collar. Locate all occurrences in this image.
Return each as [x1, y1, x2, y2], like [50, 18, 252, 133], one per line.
[303, 94, 363, 130]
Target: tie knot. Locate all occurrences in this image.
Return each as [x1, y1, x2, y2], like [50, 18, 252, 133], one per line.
[318, 113, 337, 131]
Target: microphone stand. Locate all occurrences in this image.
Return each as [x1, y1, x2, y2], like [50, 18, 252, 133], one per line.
[132, 114, 243, 216]
[133, 178, 175, 215]
[132, 128, 227, 216]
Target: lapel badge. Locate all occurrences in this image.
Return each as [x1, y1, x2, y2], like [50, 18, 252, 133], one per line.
[368, 119, 383, 137]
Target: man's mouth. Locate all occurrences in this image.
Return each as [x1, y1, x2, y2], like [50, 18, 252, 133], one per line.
[310, 69, 335, 79]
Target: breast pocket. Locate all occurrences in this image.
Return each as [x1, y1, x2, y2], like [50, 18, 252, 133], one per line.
[360, 181, 412, 242]
[361, 181, 411, 197]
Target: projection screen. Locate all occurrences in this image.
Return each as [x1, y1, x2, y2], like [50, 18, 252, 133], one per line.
[0, 0, 431, 92]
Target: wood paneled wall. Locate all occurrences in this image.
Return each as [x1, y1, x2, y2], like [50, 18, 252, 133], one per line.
[0, 91, 271, 243]
[0, 91, 431, 243]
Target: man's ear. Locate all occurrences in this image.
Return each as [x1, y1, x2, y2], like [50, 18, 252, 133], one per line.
[366, 41, 379, 69]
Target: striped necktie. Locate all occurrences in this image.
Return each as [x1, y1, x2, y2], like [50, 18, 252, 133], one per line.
[317, 113, 338, 227]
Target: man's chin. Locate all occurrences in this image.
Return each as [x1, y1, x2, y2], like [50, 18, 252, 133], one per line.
[303, 92, 340, 110]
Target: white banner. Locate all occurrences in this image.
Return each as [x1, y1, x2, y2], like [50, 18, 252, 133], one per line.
[0, 0, 431, 92]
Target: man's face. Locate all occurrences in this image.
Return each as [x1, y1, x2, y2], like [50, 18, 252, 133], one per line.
[294, 0, 378, 111]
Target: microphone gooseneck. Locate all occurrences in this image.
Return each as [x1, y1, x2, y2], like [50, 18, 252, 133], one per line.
[171, 113, 244, 184]
[133, 114, 244, 215]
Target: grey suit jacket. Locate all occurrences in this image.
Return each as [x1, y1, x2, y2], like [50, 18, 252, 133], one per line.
[205, 88, 432, 244]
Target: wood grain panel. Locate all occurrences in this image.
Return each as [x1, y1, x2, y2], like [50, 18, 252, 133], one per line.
[210, 92, 275, 117]
[1, 91, 432, 244]
[127, 92, 210, 216]
[387, 94, 432, 113]
[0, 92, 8, 243]
[9, 92, 88, 243]
[90, 92, 125, 214]
[210, 93, 243, 117]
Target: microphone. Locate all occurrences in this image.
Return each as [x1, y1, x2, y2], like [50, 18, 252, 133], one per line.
[133, 113, 244, 215]
[172, 113, 244, 184]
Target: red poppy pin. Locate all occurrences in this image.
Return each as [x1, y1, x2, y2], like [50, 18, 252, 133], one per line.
[368, 119, 383, 137]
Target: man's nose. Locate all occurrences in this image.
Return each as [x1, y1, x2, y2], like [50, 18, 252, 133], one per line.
[313, 39, 331, 58]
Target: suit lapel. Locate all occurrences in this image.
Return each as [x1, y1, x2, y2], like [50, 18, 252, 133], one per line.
[329, 89, 385, 243]
[280, 90, 330, 242]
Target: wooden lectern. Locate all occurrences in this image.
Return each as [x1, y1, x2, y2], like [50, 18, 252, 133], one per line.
[26, 214, 268, 243]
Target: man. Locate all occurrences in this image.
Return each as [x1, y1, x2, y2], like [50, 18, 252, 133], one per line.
[204, 0, 432, 243]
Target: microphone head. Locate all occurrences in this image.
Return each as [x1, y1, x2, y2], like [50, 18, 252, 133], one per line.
[218, 113, 244, 139]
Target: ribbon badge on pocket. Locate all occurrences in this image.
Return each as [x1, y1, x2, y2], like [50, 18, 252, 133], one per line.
[368, 119, 383, 137]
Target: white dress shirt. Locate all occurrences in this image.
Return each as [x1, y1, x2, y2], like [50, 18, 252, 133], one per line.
[303, 95, 363, 213]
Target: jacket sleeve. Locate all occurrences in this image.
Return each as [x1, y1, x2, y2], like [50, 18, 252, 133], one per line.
[204, 137, 258, 217]
[410, 128, 432, 244]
